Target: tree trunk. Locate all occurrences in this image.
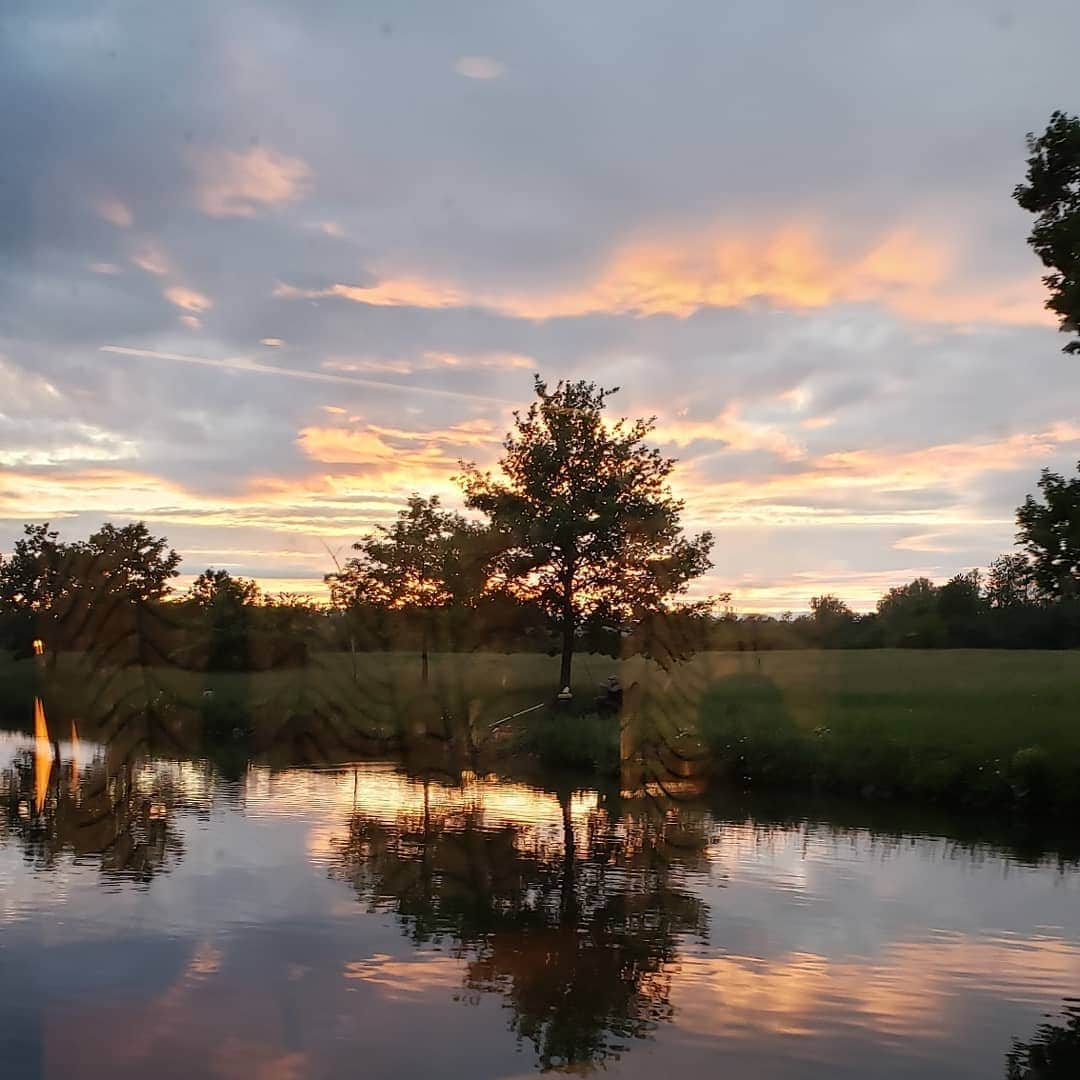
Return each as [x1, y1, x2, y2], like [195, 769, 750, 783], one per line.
[420, 616, 430, 685]
[559, 602, 574, 690]
[559, 791, 577, 922]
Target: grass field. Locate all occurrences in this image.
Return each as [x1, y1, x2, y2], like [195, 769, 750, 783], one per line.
[3, 648, 1079, 809]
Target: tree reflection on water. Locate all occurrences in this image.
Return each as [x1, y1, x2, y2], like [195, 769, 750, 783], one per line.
[0, 717, 206, 884]
[1007, 1000, 1080, 1079]
[329, 780, 710, 1071]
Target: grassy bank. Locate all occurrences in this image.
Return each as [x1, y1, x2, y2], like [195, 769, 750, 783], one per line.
[688, 652, 1080, 810]
[488, 649, 1080, 810]
[3, 648, 1079, 810]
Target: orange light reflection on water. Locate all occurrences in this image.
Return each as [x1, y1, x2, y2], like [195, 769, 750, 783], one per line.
[33, 697, 52, 812]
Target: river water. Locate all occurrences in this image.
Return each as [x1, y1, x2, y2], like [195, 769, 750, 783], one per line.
[2, 726, 1078, 1078]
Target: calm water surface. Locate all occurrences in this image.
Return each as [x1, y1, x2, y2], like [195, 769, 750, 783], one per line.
[2, 727, 1078, 1079]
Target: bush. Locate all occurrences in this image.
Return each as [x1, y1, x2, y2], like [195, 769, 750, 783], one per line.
[512, 709, 619, 773]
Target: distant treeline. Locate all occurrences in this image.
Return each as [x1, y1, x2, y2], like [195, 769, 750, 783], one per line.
[2, 530, 1080, 667]
[2, 380, 1080, 672]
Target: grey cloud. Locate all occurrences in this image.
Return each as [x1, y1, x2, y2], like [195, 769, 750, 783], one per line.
[6, 0, 1080, 601]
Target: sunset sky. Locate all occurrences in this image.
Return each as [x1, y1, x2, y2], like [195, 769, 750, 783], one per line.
[4, 1, 1080, 611]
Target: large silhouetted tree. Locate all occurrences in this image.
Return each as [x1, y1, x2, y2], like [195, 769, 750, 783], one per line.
[458, 378, 713, 690]
[1016, 462, 1080, 599]
[1014, 111, 1080, 353]
[0, 521, 180, 655]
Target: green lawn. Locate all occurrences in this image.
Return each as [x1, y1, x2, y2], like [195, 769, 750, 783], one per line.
[3, 648, 1079, 808]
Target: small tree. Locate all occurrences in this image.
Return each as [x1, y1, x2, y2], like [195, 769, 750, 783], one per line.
[187, 569, 261, 670]
[328, 494, 480, 683]
[1016, 462, 1080, 600]
[85, 522, 181, 602]
[458, 377, 713, 690]
[937, 570, 984, 646]
[1014, 111, 1080, 353]
[808, 594, 855, 647]
[876, 577, 943, 647]
[985, 553, 1036, 608]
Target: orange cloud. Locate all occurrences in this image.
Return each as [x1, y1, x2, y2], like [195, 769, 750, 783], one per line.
[276, 223, 1051, 327]
[676, 421, 1080, 530]
[296, 417, 501, 497]
[131, 242, 170, 276]
[673, 936, 1080, 1042]
[276, 277, 464, 309]
[165, 285, 213, 313]
[192, 145, 312, 218]
[322, 357, 415, 375]
[0, 466, 405, 536]
[654, 406, 806, 461]
[422, 350, 534, 370]
[454, 55, 507, 80]
[343, 954, 464, 998]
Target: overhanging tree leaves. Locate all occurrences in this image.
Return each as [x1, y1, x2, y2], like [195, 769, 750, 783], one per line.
[1014, 111, 1080, 352]
[458, 377, 713, 690]
[1016, 462, 1080, 599]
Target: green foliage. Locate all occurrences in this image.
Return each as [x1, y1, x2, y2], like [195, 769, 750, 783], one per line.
[0, 521, 180, 656]
[1016, 462, 1080, 600]
[876, 577, 945, 647]
[459, 376, 714, 687]
[696, 674, 815, 786]
[1014, 111, 1080, 353]
[0, 523, 78, 613]
[511, 709, 620, 773]
[188, 567, 261, 609]
[681, 650, 1080, 812]
[807, 594, 857, 647]
[986, 553, 1036, 608]
[84, 522, 181, 601]
[186, 568, 262, 670]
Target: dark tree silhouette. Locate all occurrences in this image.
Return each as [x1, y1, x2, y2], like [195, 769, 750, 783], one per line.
[876, 577, 944, 647]
[1016, 462, 1080, 600]
[986, 553, 1037, 608]
[1014, 111, 1080, 353]
[459, 377, 713, 691]
[329, 780, 708, 1072]
[186, 568, 262, 670]
[1007, 1001, 1080, 1078]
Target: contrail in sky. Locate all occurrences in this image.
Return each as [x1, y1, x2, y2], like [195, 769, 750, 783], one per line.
[100, 345, 515, 405]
